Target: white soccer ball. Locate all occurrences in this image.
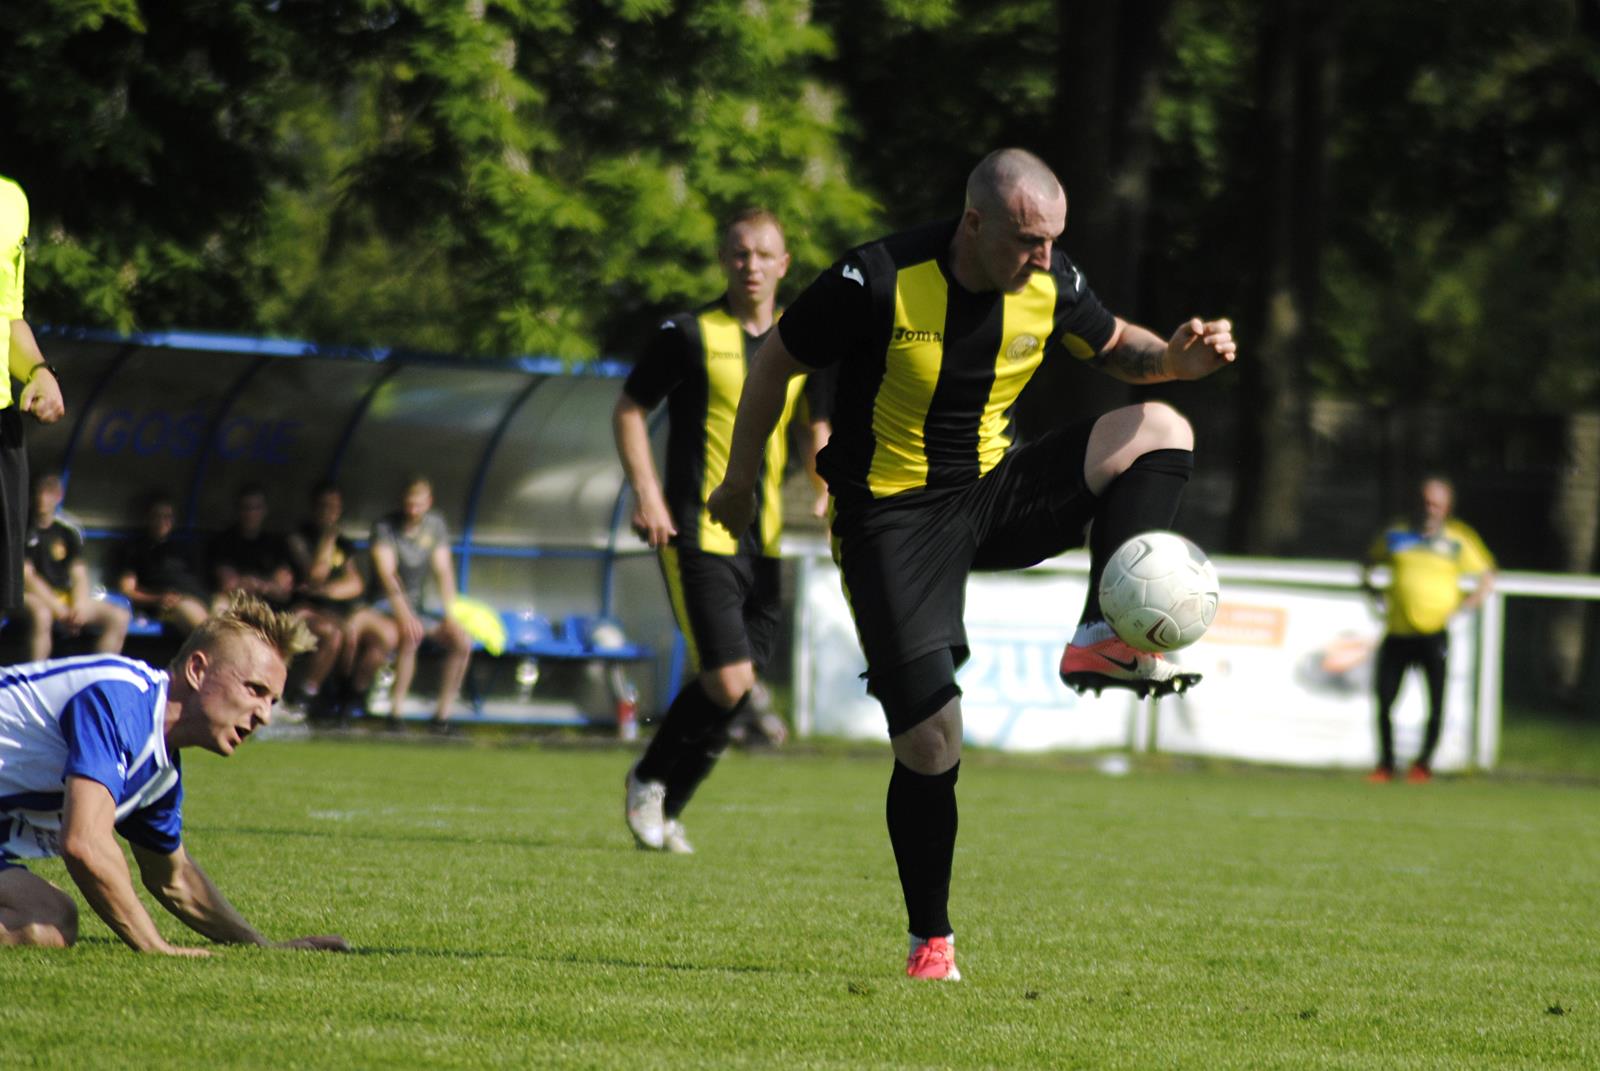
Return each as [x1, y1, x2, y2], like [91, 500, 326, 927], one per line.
[1099, 531, 1220, 653]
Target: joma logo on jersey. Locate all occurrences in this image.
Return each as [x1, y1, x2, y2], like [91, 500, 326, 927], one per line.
[892, 326, 943, 344]
[708, 349, 742, 361]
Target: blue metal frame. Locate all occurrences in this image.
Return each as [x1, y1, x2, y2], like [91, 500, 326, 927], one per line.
[45, 326, 665, 699]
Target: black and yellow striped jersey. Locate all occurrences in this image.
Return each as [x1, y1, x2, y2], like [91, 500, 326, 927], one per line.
[779, 219, 1118, 503]
[624, 298, 831, 557]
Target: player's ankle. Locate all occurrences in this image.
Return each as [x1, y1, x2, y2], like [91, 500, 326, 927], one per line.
[1071, 620, 1115, 646]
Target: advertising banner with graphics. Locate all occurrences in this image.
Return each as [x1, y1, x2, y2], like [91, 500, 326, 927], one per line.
[793, 555, 1482, 770]
[1157, 584, 1478, 771]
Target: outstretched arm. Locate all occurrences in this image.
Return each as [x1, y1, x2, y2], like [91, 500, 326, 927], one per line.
[60, 777, 209, 955]
[1090, 317, 1237, 384]
[130, 841, 347, 951]
[706, 332, 814, 537]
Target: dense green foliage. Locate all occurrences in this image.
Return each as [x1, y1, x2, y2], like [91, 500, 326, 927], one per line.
[4, 0, 1593, 392]
[3, 739, 1597, 1068]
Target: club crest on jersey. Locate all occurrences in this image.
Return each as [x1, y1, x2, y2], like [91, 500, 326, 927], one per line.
[1004, 334, 1041, 363]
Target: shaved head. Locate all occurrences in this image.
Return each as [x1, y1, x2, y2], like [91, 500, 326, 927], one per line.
[950, 148, 1068, 293]
[965, 148, 1064, 217]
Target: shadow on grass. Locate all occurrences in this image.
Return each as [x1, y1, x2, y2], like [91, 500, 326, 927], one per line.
[344, 945, 511, 960]
[545, 951, 779, 975]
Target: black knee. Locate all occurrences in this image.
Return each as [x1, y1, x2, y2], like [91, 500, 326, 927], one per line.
[869, 648, 962, 737]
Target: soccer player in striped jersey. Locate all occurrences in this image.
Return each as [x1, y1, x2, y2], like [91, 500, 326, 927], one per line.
[0, 593, 348, 954]
[708, 149, 1236, 979]
[615, 208, 831, 854]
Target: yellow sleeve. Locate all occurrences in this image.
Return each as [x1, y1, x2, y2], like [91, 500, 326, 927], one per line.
[1450, 520, 1495, 575]
[0, 178, 27, 321]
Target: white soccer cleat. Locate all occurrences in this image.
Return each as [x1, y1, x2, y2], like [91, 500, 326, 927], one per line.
[662, 818, 694, 855]
[625, 765, 667, 850]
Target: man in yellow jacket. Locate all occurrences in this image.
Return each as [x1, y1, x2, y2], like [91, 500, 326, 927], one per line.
[1, 176, 66, 617]
[1363, 476, 1496, 782]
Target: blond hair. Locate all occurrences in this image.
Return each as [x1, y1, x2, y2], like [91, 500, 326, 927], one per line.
[170, 592, 317, 672]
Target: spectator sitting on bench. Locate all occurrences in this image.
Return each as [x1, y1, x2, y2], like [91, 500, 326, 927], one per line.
[342, 475, 471, 731]
[19, 472, 129, 661]
[285, 481, 364, 715]
[207, 483, 294, 612]
[115, 493, 208, 637]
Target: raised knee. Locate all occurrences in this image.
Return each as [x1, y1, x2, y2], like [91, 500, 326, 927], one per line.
[1140, 401, 1193, 448]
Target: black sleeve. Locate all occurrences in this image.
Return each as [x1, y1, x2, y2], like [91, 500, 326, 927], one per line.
[801, 362, 838, 423]
[777, 257, 877, 370]
[1049, 256, 1119, 359]
[621, 319, 693, 410]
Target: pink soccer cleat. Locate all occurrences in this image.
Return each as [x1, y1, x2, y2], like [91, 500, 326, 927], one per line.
[906, 935, 962, 982]
[1059, 635, 1200, 699]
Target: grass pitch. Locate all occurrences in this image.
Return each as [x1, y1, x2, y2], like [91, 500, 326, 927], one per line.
[3, 736, 1597, 1069]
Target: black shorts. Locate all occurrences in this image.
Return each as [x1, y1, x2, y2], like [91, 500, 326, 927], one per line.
[831, 420, 1098, 731]
[658, 546, 781, 673]
[0, 407, 27, 612]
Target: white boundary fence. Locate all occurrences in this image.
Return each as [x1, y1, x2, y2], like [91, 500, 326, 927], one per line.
[789, 543, 1600, 771]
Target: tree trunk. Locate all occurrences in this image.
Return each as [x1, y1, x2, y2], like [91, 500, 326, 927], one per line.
[1226, 0, 1332, 553]
[1017, 0, 1172, 440]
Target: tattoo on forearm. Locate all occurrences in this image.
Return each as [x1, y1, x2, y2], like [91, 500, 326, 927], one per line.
[1091, 336, 1167, 380]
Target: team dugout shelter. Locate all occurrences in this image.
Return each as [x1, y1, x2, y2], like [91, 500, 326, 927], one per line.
[25, 326, 707, 725]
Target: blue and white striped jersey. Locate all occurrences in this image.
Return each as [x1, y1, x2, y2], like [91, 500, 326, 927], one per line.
[0, 655, 182, 862]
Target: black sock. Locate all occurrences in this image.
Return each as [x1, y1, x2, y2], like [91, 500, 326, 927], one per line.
[634, 679, 719, 784]
[1081, 448, 1195, 624]
[663, 692, 748, 818]
[886, 759, 960, 939]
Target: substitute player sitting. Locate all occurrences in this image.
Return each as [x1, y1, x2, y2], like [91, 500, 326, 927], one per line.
[0, 592, 348, 954]
[20, 472, 130, 660]
[708, 149, 1235, 980]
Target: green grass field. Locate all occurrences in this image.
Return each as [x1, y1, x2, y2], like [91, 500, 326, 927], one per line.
[4, 734, 1597, 1070]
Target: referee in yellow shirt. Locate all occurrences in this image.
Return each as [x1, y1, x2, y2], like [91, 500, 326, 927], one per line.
[1363, 476, 1496, 783]
[1, 175, 67, 617]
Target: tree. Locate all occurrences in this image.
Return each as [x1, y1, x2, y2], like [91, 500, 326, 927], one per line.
[0, 1, 298, 330]
[258, 0, 876, 358]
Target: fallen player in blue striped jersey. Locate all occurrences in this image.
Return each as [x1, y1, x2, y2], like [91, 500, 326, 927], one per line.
[0, 592, 348, 954]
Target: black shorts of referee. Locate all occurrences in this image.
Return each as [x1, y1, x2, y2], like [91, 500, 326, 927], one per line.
[0, 407, 27, 611]
[830, 419, 1099, 736]
[657, 545, 781, 673]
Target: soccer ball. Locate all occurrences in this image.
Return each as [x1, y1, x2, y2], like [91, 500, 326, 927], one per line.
[1099, 531, 1220, 653]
